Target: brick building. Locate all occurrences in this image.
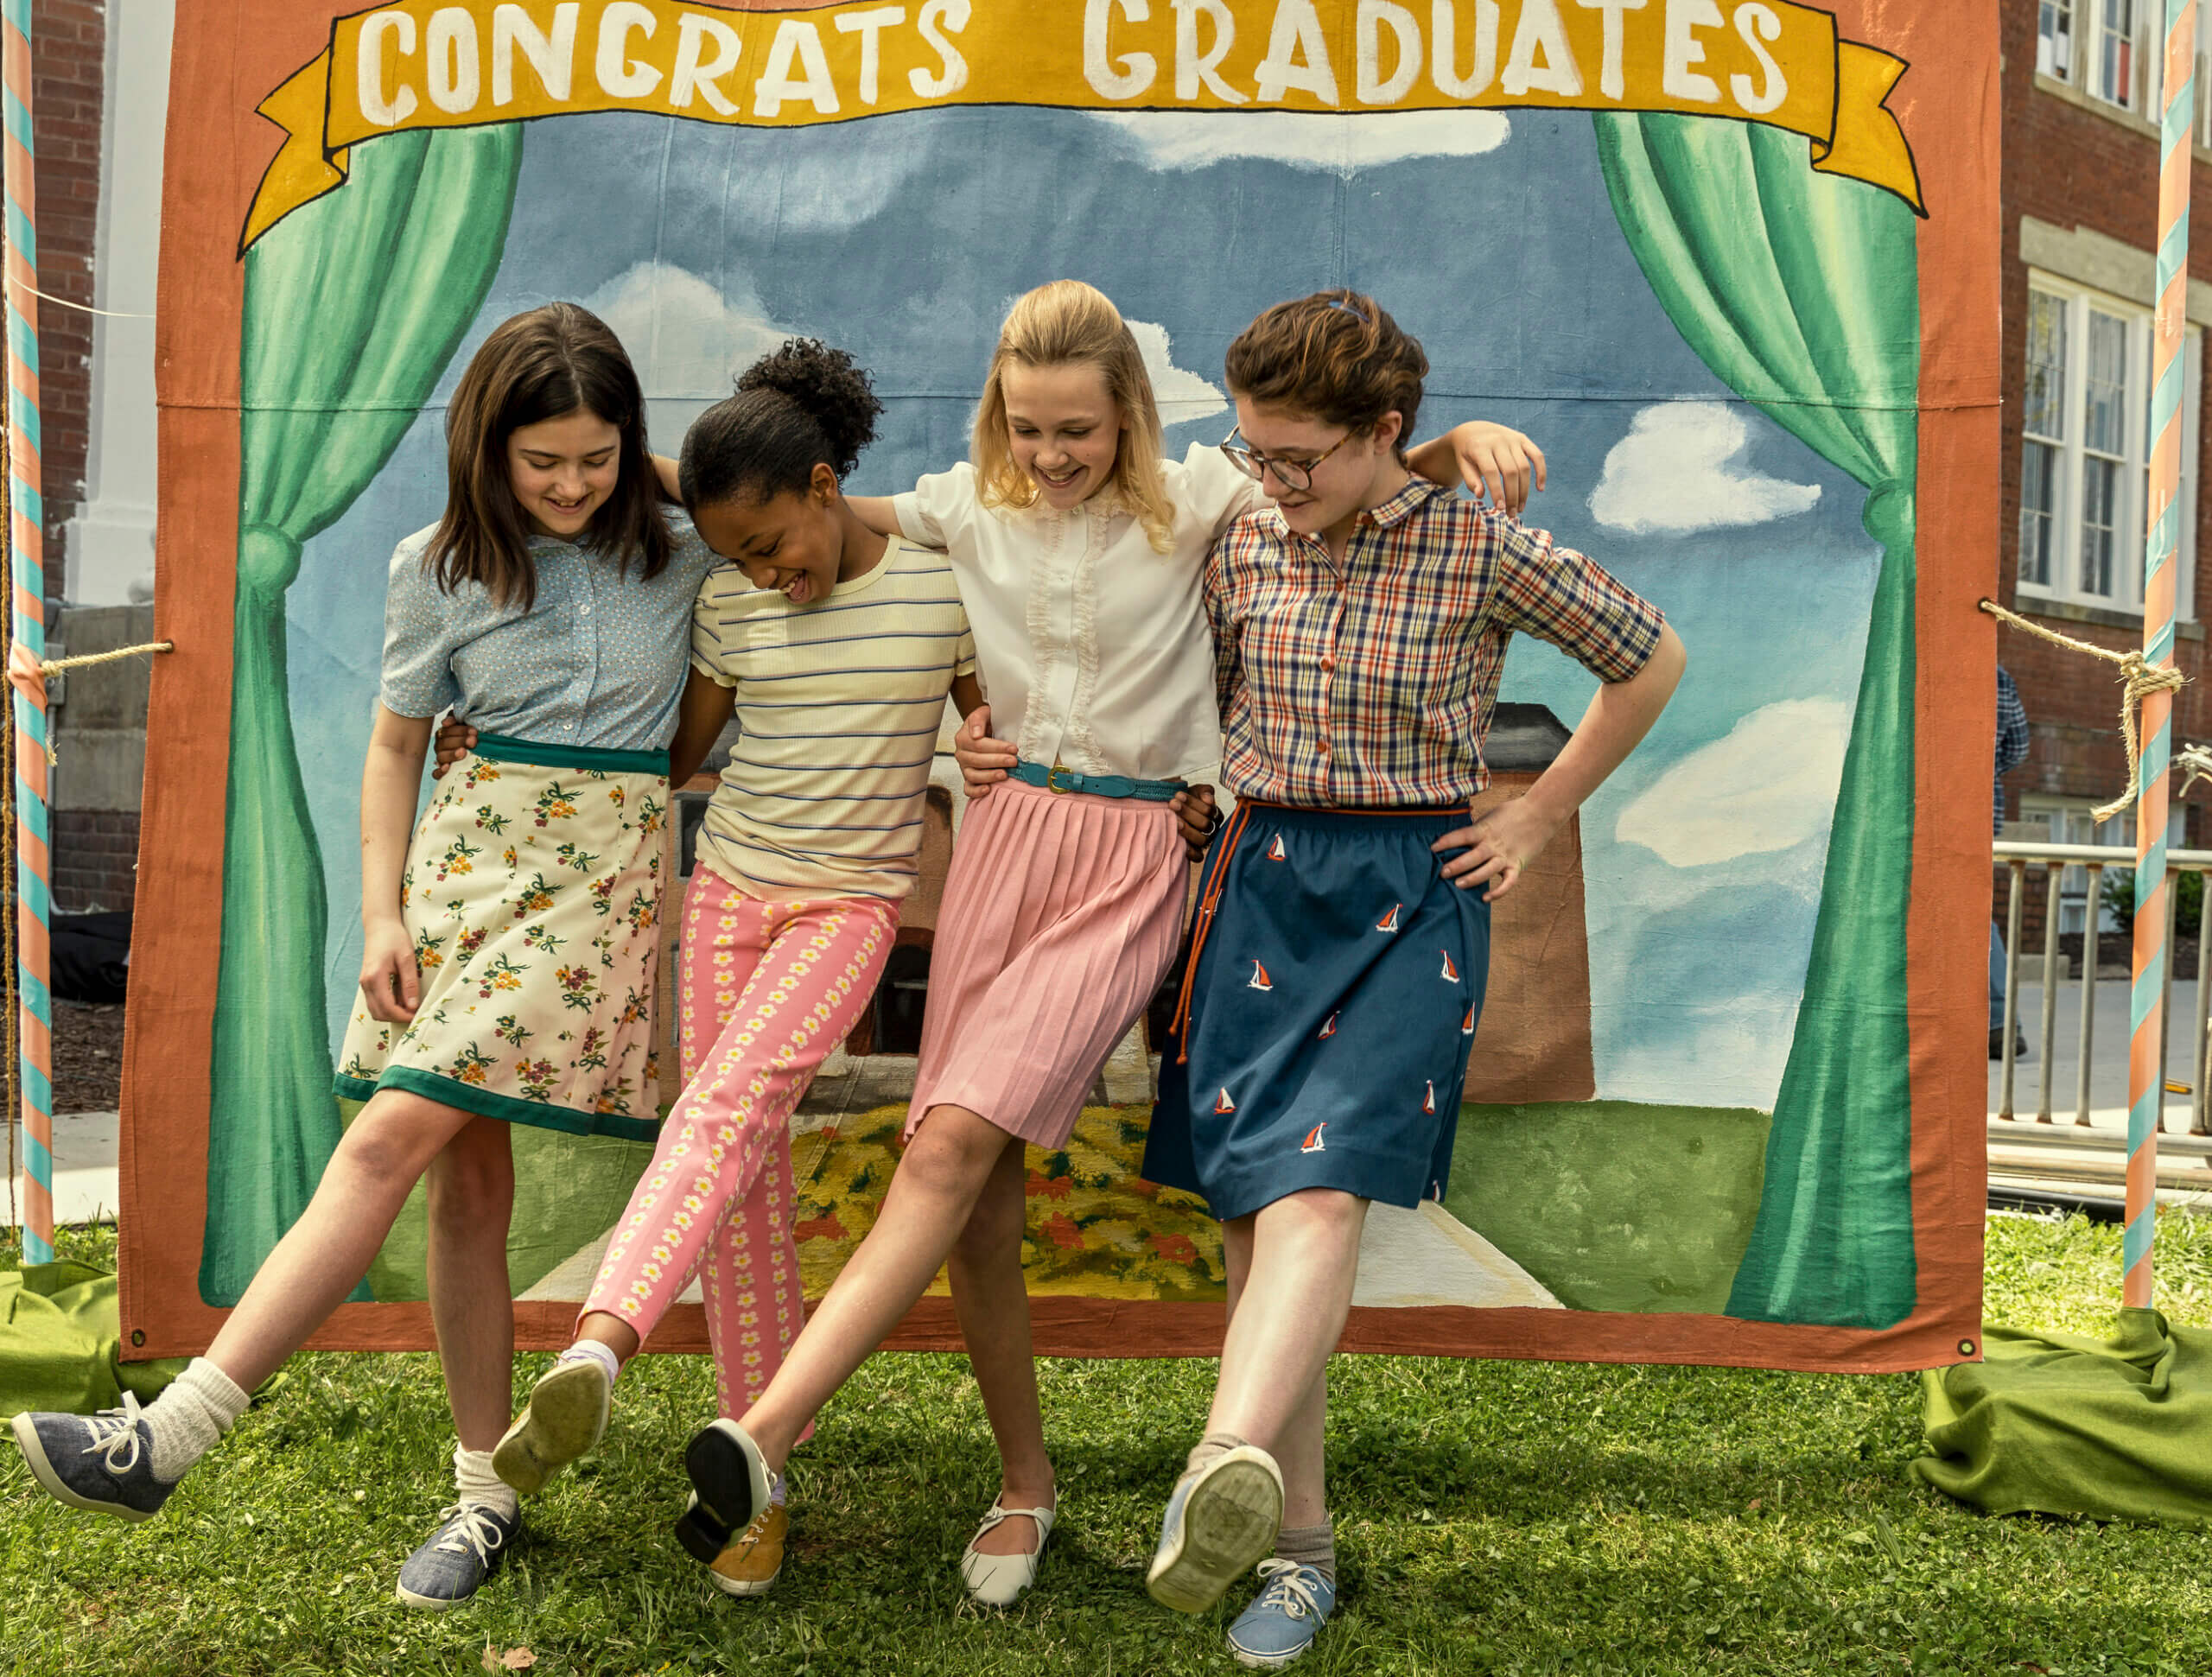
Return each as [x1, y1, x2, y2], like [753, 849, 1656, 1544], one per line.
[1999, 0, 2212, 951]
[15, 0, 166, 912]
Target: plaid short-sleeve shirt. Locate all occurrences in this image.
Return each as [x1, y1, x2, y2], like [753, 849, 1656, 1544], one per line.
[1208, 480, 1666, 808]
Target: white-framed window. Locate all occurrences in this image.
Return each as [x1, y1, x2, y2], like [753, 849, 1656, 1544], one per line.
[2017, 273, 2202, 619]
[2040, 0, 2202, 111]
[2097, 0, 2138, 105]
[2021, 290, 2068, 588]
[2039, 0, 2075, 79]
[2015, 798, 2187, 937]
[2038, 0, 2139, 106]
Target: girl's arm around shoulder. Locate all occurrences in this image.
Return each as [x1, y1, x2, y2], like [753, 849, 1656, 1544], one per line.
[669, 665, 738, 787]
[846, 496, 903, 540]
[871, 462, 979, 550]
[1406, 423, 1547, 518]
[358, 705, 435, 1022]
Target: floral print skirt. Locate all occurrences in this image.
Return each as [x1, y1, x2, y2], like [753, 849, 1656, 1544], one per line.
[334, 734, 671, 1143]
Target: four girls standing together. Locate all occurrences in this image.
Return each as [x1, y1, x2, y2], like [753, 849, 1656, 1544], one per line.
[14, 276, 1681, 1668]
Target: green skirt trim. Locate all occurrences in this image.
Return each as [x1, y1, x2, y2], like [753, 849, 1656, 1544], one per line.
[470, 732, 671, 777]
[333, 1067, 661, 1146]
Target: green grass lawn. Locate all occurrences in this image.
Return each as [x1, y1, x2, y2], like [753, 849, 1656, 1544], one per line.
[4, 1213, 2211, 1676]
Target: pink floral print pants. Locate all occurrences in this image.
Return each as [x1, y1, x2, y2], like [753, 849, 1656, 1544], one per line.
[582, 862, 898, 1419]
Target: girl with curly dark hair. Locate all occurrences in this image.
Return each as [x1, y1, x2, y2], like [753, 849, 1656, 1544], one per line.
[480, 339, 986, 1599]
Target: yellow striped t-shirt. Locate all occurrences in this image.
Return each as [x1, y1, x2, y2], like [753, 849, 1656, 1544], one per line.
[690, 536, 976, 902]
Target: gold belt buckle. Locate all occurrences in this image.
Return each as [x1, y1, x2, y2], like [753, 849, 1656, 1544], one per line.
[1045, 761, 1074, 793]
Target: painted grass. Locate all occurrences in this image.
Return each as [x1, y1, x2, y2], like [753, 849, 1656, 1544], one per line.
[3, 1212, 2210, 1676]
[1448, 1102, 1774, 1314]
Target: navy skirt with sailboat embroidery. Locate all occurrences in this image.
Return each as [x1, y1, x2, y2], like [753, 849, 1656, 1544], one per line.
[1142, 803, 1491, 1222]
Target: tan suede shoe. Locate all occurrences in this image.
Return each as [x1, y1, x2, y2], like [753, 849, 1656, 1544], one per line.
[708, 1503, 787, 1598]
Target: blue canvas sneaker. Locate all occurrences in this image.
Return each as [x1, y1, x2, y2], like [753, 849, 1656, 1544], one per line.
[394, 1502, 519, 1610]
[1144, 1445, 1284, 1615]
[1226, 1559, 1338, 1668]
[11, 1396, 175, 1522]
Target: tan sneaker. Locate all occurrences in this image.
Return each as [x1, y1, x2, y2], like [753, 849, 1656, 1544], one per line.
[708, 1502, 787, 1597]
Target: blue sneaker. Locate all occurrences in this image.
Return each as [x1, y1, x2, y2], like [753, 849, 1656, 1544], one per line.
[10, 1396, 175, 1522]
[394, 1502, 519, 1610]
[1144, 1445, 1284, 1615]
[1226, 1559, 1337, 1668]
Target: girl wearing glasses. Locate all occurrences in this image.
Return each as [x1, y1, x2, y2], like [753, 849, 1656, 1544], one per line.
[1139, 290, 1686, 1667]
[670, 279, 1541, 1608]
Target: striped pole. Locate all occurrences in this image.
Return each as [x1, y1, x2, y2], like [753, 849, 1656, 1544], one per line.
[1, 0, 49, 1265]
[2126, 0, 2197, 1311]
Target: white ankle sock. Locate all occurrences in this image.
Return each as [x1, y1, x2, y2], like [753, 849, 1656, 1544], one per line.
[454, 1445, 519, 1521]
[555, 1339, 620, 1384]
[143, 1357, 251, 1483]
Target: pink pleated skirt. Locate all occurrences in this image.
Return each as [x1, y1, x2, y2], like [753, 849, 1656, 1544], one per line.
[908, 778, 1187, 1148]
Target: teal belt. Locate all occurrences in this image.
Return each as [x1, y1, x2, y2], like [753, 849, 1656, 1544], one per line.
[473, 731, 671, 776]
[1010, 759, 1182, 802]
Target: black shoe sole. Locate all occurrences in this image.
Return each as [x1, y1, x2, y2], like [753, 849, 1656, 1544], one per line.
[676, 1422, 768, 1566]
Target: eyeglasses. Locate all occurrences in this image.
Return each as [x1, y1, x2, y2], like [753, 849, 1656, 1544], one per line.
[1218, 427, 1354, 492]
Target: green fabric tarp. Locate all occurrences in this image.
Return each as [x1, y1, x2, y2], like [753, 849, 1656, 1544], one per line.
[1911, 1309, 2212, 1525]
[0, 1263, 183, 1420]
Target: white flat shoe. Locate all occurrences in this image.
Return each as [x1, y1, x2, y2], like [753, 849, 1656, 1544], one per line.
[959, 1492, 1058, 1607]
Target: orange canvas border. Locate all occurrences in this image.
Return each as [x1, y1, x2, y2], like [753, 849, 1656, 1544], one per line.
[123, 0, 1999, 1371]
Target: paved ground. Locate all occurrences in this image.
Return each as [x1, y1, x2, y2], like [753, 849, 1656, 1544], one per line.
[1990, 977, 2211, 1133]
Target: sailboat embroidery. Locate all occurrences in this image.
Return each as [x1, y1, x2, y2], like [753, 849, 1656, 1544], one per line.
[1215, 1087, 1237, 1115]
[1300, 1123, 1327, 1153]
[1249, 960, 1274, 991]
[1319, 1012, 1338, 1039]
[1439, 949, 1459, 982]
[1422, 1080, 1437, 1115]
[1266, 834, 1287, 861]
[1461, 1003, 1475, 1036]
[1376, 904, 1402, 933]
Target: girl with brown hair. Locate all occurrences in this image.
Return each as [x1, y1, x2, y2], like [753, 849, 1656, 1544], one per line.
[12, 302, 726, 1613]
[1139, 289, 1686, 1666]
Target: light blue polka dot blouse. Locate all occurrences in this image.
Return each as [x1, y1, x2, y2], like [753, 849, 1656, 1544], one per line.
[379, 514, 727, 753]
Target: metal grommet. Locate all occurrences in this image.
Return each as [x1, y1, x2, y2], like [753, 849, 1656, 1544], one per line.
[1957, 1338, 1977, 1357]
[130, 1330, 145, 1348]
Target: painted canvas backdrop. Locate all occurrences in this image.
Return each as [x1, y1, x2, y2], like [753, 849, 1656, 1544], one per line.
[119, 0, 1999, 1371]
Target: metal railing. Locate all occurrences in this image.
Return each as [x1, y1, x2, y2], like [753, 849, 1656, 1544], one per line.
[1994, 840, 2212, 1134]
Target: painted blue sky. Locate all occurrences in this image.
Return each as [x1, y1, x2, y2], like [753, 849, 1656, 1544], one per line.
[289, 104, 1889, 1109]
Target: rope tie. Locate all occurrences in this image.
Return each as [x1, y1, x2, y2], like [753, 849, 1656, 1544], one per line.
[1980, 600, 2188, 823]
[6, 639, 175, 765]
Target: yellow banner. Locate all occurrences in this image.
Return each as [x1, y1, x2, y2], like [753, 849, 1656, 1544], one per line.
[242, 0, 1922, 250]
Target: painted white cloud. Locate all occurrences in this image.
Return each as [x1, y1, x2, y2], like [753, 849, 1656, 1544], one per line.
[1128, 317, 1230, 426]
[1092, 109, 1510, 174]
[582, 261, 794, 401]
[1615, 698, 1852, 868]
[1590, 403, 1822, 535]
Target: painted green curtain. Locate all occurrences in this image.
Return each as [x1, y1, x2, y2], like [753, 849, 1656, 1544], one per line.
[1593, 114, 1922, 1328]
[200, 129, 523, 1304]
